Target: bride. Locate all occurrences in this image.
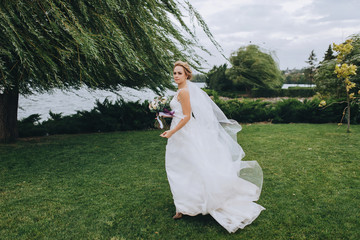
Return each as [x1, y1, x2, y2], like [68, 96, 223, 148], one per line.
[160, 61, 265, 233]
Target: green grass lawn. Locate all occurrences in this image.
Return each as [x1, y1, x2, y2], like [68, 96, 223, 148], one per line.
[1, 124, 359, 239]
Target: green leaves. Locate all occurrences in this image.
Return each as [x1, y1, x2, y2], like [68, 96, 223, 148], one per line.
[227, 45, 284, 91]
[315, 34, 360, 98]
[0, 0, 216, 94]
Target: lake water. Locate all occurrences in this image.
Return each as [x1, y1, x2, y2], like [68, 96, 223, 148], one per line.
[18, 82, 207, 121]
[282, 83, 315, 89]
[18, 82, 313, 121]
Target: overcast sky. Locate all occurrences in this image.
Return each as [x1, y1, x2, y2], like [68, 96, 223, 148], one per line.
[189, 0, 360, 70]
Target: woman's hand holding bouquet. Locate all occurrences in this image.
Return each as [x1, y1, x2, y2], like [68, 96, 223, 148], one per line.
[149, 96, 174, 129]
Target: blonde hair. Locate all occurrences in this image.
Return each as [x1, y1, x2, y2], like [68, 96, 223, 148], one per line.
[173, 61, 192, 80]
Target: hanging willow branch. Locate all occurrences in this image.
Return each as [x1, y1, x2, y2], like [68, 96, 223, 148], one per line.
[0, 0, 221, 95]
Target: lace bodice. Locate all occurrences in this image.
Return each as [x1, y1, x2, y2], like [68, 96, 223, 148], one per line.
[170, 93, 182, 115]
[170, 89, 186, 120]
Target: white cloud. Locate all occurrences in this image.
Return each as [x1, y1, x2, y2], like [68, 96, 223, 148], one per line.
[217, 31, 255, 40]
[280, 0, 313, 14]
[193, 0, 254, 18]
[189, 0, 360, 69]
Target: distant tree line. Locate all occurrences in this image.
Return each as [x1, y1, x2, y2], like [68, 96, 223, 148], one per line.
[283, 50, 319, 85]
[283, 69, 306, 84]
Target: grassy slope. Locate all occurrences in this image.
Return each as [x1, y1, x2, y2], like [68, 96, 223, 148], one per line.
[0, 124, 359, 239]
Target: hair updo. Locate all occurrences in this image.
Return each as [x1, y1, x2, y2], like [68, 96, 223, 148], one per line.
[173, 61, 192, 80]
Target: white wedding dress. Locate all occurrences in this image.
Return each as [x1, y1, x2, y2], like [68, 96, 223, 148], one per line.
[165, 81, 265, 233]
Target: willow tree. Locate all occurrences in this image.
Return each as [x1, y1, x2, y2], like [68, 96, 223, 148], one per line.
[0, 0, 221, 143]
[227, 45, 283, 94]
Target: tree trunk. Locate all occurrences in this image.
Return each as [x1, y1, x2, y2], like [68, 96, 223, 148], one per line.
[0, 87, 19, 143]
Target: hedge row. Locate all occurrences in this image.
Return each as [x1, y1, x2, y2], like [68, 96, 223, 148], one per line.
[203, 87, 315, 98]
[214, 98, 360, 124]
[18, 99, 156, 137]
[18, 97, 360, 137]
[251, 87, 315, 98]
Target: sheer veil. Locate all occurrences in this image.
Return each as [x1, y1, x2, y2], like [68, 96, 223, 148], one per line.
[187, 80, 263, 195]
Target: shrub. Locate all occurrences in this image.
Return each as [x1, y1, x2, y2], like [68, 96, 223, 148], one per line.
[286, 87, 316, 97]
[202, 88, 245, 98]
[18, 114, 47, 137]
[250, 88, 283, 98]
[216, 97, 360, 124]
[18, 96, 360, 138]
[206, 87, 315, 98]
[215, 99, 272, 123]
[272, 99, 306, 123]
[251, 87, 315, 98]
[18, 99, 155, 136]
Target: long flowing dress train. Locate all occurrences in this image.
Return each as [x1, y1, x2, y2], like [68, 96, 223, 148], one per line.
[165, 81, 265, 233]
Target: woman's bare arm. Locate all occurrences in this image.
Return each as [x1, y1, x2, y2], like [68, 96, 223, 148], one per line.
[160, 89, 191, 138]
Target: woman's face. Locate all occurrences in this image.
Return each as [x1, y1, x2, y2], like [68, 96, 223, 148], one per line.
[173, 66, 187, 85]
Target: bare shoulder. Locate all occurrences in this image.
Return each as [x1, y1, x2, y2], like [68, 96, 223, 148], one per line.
[177, 88, 190, 102]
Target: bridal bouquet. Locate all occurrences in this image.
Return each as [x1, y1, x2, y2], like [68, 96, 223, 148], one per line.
[148, 96, 174, 129]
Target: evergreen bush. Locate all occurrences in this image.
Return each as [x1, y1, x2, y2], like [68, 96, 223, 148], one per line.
[18, 114, 47, 137]
[18, 99, 154, 137]
[251, 87, 315, 98]
[215, 99, 272, 123]
[18, 96, 360, 137]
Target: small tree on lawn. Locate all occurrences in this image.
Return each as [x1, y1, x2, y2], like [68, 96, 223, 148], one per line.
[319, 39, 358, 132]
